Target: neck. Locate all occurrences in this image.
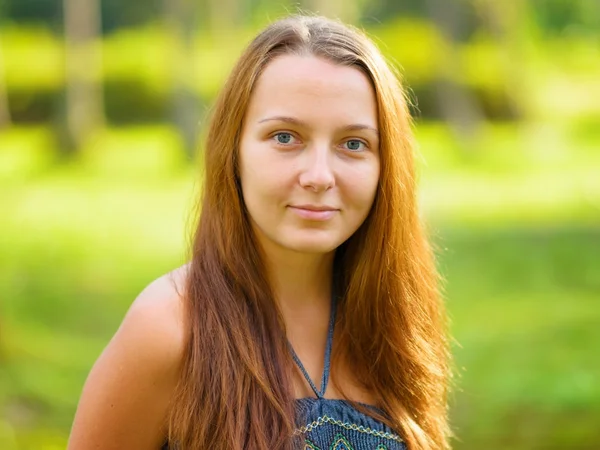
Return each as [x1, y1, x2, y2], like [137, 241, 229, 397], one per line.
[260, 244, 335, 314]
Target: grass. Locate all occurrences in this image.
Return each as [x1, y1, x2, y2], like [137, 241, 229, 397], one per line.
[0, 122, 599, 449]
[440, 226, 600, 448]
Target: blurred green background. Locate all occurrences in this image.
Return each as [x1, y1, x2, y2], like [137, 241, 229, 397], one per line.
[1, 0, 599, 449]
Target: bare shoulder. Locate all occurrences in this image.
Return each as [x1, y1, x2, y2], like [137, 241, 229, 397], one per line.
[117, 265, 189, 369]
[68, 266, 190, 450]
[125, 265, 189, 350]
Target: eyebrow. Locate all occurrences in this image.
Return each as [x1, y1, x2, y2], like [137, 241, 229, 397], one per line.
[258, 116, 379, 136]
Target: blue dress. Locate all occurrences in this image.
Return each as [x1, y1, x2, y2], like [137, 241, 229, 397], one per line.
[293, 397, 406, 450]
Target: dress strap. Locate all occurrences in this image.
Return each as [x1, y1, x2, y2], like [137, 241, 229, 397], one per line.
[288, 289, 337, 399]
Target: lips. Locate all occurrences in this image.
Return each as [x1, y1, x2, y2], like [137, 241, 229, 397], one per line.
[288, 205, 338, 221]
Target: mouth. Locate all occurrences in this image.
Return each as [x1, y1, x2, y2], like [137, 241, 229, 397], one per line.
[288, 205, 339, 221]
[290, 204, 338, 212]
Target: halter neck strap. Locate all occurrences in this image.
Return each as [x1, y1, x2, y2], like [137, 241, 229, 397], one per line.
[288, 289, 337, 399]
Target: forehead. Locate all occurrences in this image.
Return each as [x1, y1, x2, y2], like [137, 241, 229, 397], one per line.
[245, 54, 378, 127]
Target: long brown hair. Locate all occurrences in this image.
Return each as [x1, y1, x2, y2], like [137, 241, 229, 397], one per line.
[169, 14, 451, 450]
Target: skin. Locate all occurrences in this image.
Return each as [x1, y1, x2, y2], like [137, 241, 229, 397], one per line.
[239, 54, 380, 258]
[67, 55, 380, 449]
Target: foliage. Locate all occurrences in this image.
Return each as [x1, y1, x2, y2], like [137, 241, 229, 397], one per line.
[3, 16, 599, 124]
[0, 3, 599, 449]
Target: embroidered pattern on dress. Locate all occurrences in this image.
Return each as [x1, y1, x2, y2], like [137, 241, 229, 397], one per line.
[304, 441, 320, 450]
[330, 434, 353, 450]
[295, 415, 403, 444]
[303, 433, 390, 450]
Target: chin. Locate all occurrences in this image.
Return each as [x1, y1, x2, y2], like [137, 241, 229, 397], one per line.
[280, 237, 341, 254]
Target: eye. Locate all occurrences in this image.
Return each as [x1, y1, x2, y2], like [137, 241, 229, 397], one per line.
[342, 139, 367, 152]
[273, 132, 298, 145]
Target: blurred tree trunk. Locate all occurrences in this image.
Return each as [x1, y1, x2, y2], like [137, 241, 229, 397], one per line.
[62, 0, 104, 155]
[471, 0, 529, 120]
[164, 0, 200, 160]
[0, 34, 11, 129]
[423, 0, 484, 148]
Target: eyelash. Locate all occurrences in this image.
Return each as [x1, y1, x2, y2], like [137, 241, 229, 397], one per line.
[271, 132, 369, 152]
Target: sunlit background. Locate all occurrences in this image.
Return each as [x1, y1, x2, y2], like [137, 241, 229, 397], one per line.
[1, 0, 599, 449]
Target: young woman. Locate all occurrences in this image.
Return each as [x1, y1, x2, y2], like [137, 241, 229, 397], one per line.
[68, 14, 451, 450]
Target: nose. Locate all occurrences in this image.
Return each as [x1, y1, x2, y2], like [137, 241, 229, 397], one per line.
[298, 143, 335, 192]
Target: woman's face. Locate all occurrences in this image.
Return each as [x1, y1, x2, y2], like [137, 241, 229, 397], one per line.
[238, 54, 380, 255]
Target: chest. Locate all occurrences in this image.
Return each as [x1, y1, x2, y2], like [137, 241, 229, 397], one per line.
[291, 357, 377, 406]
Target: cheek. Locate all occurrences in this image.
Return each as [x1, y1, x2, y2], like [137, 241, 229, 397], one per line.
[239, 148, 291, 209]
[344, 165, 380, 210]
